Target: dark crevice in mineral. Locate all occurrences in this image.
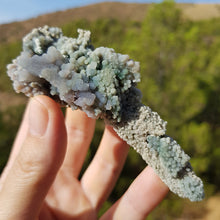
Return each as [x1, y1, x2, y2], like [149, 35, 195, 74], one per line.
[96, 55, 103, 70]
[176, 162, 192, 179]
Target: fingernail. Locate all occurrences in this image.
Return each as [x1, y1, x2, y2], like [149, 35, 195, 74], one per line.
[29, 97, 49, 137]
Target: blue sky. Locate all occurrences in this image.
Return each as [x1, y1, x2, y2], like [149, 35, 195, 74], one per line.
[0, 0, 219, 24]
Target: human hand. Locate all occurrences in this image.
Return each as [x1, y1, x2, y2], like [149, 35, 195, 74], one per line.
[0, 95, 168, 220]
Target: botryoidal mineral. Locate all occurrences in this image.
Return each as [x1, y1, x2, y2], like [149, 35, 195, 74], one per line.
[7, 26, 204, 201]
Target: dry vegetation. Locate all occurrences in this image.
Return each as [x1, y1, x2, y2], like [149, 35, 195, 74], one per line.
[180, 4, 220, 21]
[0, 2, 150, 43]
[0, 2, 220, 43]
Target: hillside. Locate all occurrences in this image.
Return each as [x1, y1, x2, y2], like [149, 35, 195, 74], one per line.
[0, 2, 220, 219]
[0, 2, 220, 43]
[1, 2, 149, 43]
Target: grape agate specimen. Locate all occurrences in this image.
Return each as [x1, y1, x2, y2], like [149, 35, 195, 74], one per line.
[7, 26, 204, 202]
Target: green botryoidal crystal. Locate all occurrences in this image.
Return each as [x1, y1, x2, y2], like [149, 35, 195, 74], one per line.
[7, 26, 140, 122]
[7, 26, 204, 201]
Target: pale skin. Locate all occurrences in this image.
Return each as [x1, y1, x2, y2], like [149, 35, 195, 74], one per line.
[0, 95, 169, 220]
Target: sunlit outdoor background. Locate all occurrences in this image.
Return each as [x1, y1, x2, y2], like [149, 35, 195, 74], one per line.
[0, 0, 219, 219]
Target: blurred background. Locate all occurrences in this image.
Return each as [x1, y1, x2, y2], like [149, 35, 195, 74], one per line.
[0, 0, 219, 219]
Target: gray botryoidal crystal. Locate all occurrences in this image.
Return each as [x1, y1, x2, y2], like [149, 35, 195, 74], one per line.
[7, 26, 204, 202]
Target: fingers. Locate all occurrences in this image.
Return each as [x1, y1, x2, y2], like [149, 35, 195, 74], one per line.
[62, 108, 96, 178]
[44, 108, 96, 217]
[101, 166, 169, 220]
[81, 125, 129, 211]
[0, 96, 67, 220]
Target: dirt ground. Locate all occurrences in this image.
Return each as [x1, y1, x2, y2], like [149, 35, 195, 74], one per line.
[0, 92, 27, 111]
[180, 4, 220, 21]
[202, 195, 220, 220]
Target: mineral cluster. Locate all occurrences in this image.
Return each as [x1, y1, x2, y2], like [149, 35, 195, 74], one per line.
[7, 26, 204, 201]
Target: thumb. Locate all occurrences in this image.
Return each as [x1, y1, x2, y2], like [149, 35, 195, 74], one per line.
[0, 96, 67, 220]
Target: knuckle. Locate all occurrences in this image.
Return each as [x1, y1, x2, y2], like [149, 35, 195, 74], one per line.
[67, 125, 88, 142]
[16, 157, 40, 180]
[15, 150, 47, 181]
